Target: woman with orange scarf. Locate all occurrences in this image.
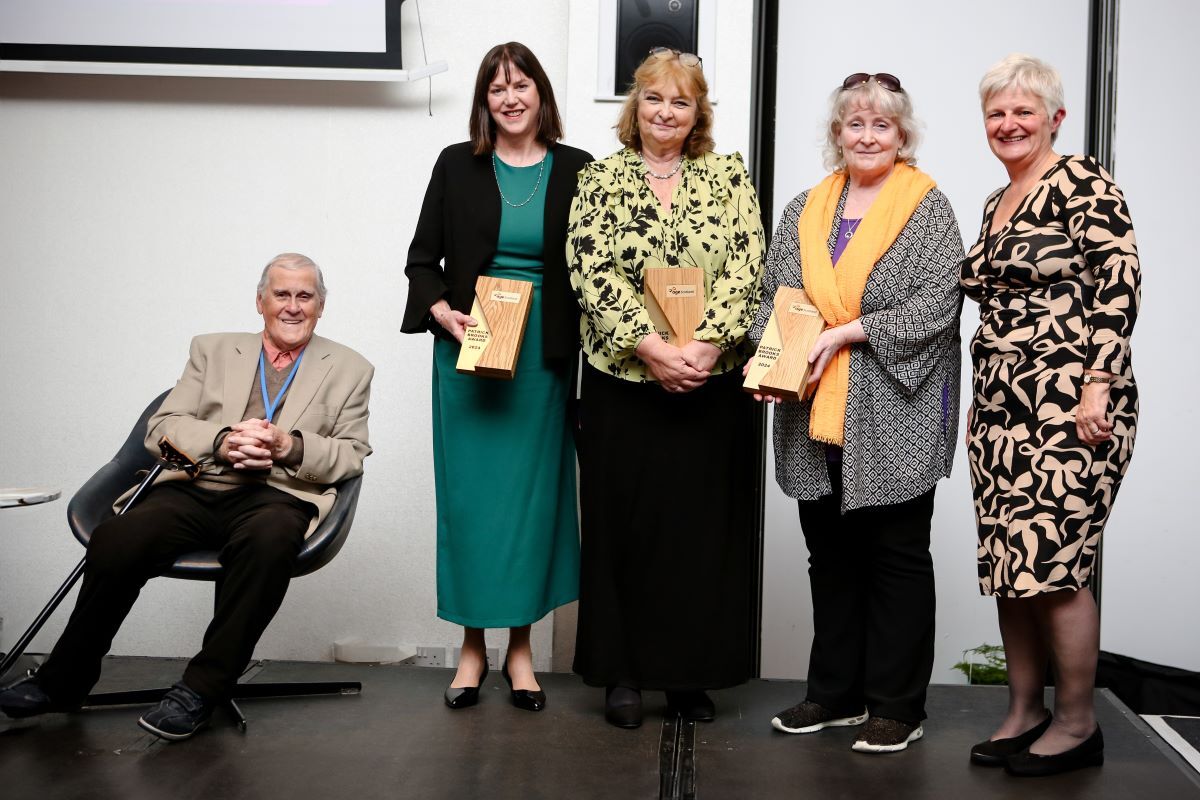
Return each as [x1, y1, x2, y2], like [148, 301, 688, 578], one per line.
[748, 74, 964, 754]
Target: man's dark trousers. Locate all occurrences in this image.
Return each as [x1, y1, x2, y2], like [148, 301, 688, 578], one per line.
[35, 481, 312, 704]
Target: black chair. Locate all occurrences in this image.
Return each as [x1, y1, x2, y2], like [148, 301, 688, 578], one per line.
[1, 391, 363, 730]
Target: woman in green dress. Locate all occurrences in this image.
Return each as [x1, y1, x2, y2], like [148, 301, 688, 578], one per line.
[401, 43, 592, 712]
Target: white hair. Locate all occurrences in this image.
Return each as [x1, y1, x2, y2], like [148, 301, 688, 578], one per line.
[257, 252, 326, 301]
[822, 77, 921, 173]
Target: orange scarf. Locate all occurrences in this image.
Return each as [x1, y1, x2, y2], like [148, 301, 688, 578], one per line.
[798, 163, 935, 446]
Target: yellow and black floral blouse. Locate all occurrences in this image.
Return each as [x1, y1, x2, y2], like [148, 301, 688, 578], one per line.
[566, 148, 765, 382]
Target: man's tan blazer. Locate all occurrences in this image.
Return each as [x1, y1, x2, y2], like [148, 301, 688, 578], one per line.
[119, 332, 373, 536]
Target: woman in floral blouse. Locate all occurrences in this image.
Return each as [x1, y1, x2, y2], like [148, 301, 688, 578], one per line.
[566, 48, 764, 729]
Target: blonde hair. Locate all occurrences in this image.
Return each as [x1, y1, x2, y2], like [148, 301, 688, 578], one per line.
[822, 78, 921, 172]
[615, 54, 714, 159]
[979, 53, 1065, 142]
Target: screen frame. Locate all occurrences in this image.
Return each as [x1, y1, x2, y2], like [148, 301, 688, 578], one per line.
[0, 0, 404, 71]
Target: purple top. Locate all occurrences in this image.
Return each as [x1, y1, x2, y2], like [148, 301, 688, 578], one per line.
[824, 217, 860, 466]
[831, 217, 861, 265]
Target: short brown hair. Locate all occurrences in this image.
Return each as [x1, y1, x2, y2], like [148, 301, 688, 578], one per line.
[615, 53, 714, 159]
[469, 42, 563, 156]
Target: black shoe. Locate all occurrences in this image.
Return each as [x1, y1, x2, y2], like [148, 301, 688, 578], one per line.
[444, 657, 489, 709]
[605, 686, 643, 729]
[665, 690, 715, 722]
[137, 682, 214, 742]
[970, 712, 1053, 766]
[0, 671, 79, 718]
[1004, 725, 1104, 777]
[501, 659, 546, 712]
[771, 700, 867, 734]
[852, 717, 924, 753]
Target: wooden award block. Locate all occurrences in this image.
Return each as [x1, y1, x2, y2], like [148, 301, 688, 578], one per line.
[644, 266, 706, 346]
[455, 275, 533, 380]
[743, 286, 827, 401]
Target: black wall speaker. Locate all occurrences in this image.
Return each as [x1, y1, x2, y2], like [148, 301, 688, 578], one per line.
[615, 0, 699, 96]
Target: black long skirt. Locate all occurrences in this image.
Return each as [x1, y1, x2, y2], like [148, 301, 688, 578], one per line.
[572, 365, 756, 691]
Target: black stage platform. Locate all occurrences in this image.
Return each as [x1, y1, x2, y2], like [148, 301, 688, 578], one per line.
[2, 656, 1197, 799]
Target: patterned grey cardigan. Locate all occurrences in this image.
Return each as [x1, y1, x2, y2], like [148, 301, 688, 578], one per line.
[748, 185, 965, 512]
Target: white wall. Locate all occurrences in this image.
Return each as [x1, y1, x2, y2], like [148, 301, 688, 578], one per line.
[0, 1, 756, 670]
[760, 0, 1096, 682]
[1097, 0, 1200, 671]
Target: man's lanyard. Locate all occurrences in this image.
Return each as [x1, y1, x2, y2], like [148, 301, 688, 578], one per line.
[260, 349, 304, 423]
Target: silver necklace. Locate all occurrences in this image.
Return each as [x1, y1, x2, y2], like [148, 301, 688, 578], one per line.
[640, 152, 683, 180]
[844, 218, 863, 239]
[492, 151, 546, 208]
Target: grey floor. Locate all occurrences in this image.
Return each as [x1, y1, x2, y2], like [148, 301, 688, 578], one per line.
[2, 656, 1198, 800]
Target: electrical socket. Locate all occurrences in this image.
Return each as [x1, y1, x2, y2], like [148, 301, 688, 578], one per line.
[397, 646, 501, 668]
[401, 646, 446, 667]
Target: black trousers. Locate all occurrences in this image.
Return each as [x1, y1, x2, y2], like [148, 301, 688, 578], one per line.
[797, 461, 936, 725]
[36, 482, 312, 703]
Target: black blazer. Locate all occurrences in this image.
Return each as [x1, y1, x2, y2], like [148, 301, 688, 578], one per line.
[401, 141, 593, 363]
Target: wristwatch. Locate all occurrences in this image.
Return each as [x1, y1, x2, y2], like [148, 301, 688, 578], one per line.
[1082, 374, 1114, 385]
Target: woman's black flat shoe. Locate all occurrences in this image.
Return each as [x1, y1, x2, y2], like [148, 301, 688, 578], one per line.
[501, 659, 546, 712]
[444, 658, 489, 709]
[666, 690, 716, 722]
[1004, 725, 1104, 777]
[969, 712, 1053, 766]
[605, 686, 643, 729]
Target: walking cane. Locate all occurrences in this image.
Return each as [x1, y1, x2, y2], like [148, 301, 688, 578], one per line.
[0, 437, 200, 681]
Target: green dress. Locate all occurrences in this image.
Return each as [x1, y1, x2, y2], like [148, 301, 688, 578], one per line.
[431, 151, 580, 627]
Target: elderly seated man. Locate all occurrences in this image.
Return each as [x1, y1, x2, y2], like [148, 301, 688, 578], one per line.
[0, 253, 373, 741]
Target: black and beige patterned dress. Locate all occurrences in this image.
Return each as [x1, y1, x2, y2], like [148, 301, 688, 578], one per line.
[961, 155, 1140, 598]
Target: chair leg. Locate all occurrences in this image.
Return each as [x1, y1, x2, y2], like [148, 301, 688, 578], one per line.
[226, 698, 247, 732]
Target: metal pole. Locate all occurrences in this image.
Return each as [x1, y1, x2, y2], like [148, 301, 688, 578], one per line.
[1084, 0, 1120, 616]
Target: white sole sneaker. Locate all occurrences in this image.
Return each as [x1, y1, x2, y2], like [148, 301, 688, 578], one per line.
[851, 724, 924, 753]
[137, 715, 207, 742]
[771, 710, 868, 734]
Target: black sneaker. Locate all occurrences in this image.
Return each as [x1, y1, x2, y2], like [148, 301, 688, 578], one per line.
[852, 716, 924, 753]
[0, 671, 78, 718]
[771, 700, 867, 734]
[137, 682, 214, 742]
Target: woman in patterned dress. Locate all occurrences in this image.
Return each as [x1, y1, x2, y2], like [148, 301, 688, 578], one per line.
[566, 49, 764, 729]
[402, 43, 591, 713]
[961, 54, 1140, 776]
[751, 74, 964, 754]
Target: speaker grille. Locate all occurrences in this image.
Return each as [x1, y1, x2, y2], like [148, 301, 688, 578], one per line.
[615, 0, 698, 96]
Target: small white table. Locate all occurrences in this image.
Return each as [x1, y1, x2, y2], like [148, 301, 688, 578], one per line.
[0, 487, 62, 509]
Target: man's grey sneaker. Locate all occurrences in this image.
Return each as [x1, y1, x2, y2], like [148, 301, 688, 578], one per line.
[851, 717, 924, 753]
[0, 671, 77, 718]
[771, 700, 868, 734]
[137, 682, 214, 742]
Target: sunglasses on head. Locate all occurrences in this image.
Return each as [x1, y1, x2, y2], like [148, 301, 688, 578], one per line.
[649, 47, 703, 68]
[841, 72, 903, 93]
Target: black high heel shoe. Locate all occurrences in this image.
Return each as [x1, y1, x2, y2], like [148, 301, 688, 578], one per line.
[970, 712, 1052, 766]
[501, 658, 546, 712]
[444, 657, 489, 709]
